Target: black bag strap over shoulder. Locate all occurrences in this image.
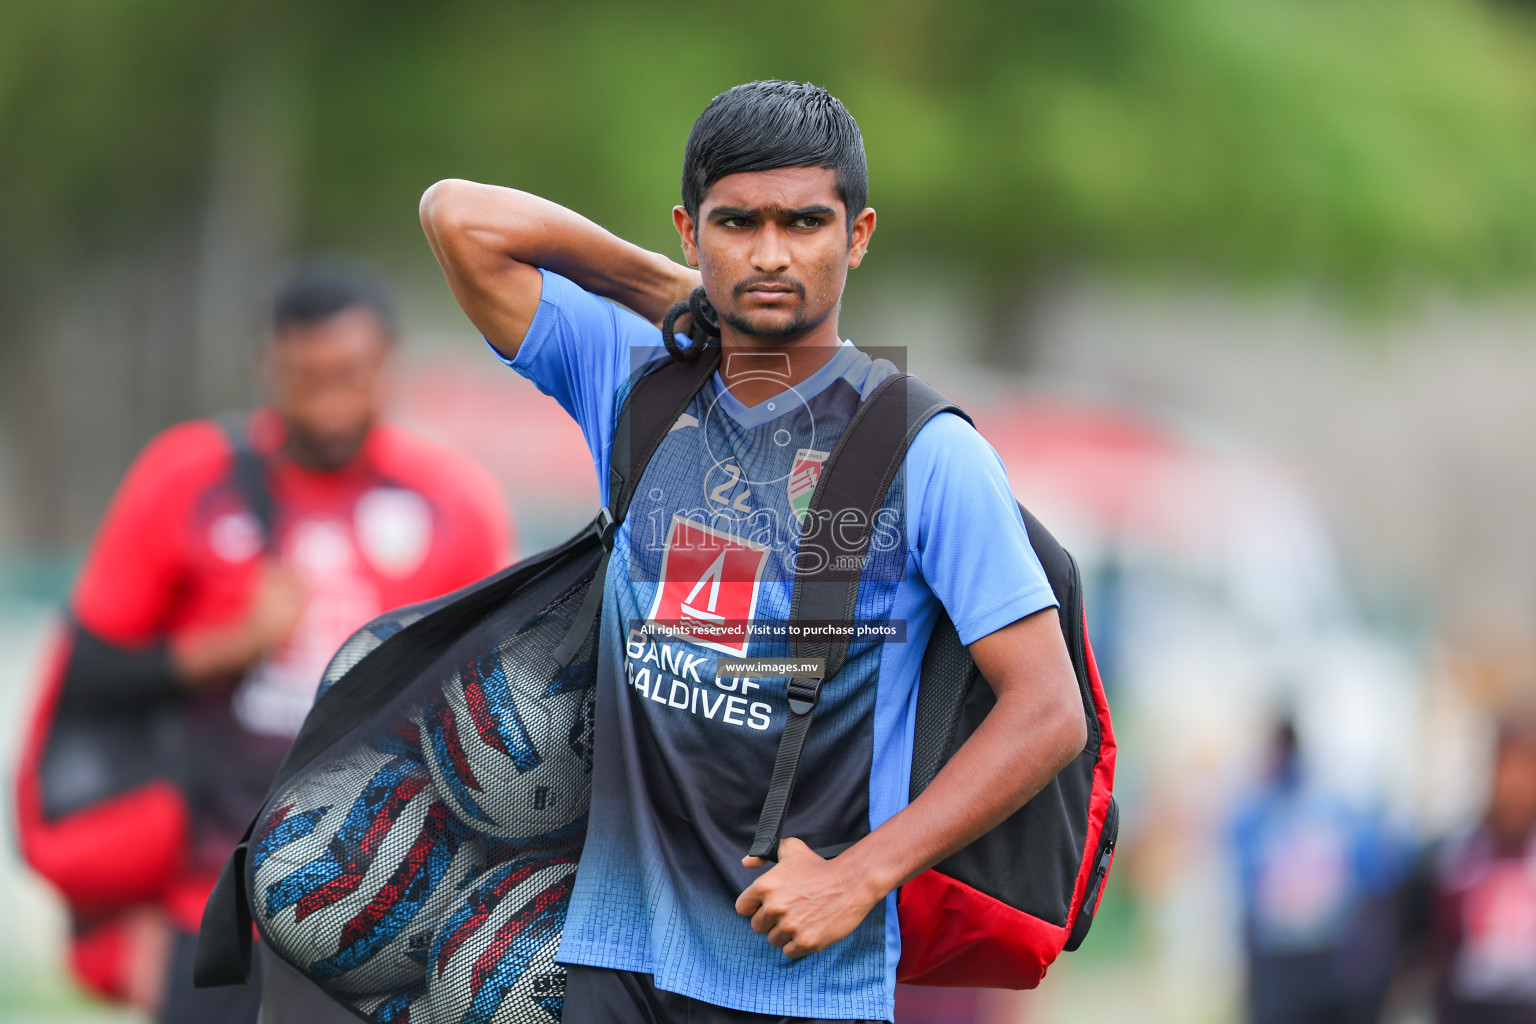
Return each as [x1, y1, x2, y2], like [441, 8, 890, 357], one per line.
[747, 374, 968, 862]
[217, 414, 276, 549]
[196, 347, 722, 988]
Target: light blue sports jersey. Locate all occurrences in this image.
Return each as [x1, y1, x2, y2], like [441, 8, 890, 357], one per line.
[497, 270, 1055, 1021]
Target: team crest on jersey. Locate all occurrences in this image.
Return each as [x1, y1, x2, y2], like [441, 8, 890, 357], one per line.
[787, 449, 829, 522]
[645, 516, 769, 656]
[356, 488, 432, 578]
[209, 510, 263, 563]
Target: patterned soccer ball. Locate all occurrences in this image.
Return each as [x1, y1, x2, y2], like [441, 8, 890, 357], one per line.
[250, 747, 485, 994]
[365, 710, 431, 769]
[420, 644, 593, 841]
[426, 856, 577, 1024]
[317, 608, 428, 700]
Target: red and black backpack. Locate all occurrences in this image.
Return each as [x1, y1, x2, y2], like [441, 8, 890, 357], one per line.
[738, 363, 1119, 988]
[12, 417, 275, 1001]
[195, 353, 1116, 1015]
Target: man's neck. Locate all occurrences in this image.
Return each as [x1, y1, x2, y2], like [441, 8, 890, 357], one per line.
[716, 319, 844, 407]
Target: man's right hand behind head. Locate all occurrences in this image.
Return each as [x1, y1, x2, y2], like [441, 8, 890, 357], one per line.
[420, 179, 697, 361]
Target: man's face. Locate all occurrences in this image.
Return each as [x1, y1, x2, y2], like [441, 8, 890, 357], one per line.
[673, 166, 875, 343]
[1489, 734, 1536, 841]
[264, 307, 390, 471]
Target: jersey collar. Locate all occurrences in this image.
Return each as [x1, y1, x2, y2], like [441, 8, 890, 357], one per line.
[709, 340, 862, 429]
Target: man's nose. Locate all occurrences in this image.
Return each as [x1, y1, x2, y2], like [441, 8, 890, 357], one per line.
[751, 224, 791, 274]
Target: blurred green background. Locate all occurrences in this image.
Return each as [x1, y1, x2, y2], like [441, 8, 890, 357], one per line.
[6, 2, 1536, 1022]
[11, 0, 1536, 546]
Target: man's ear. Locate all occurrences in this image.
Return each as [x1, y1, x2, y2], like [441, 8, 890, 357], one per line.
[673, 206, 700, 268]
[847, 207, 877, 269]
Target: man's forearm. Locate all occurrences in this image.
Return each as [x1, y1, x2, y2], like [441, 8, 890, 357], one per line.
[838, 606, 1085, 901]
[837, 681, 1085, 901]
[169, 622, 264, 687]
[60, 623, 183, 704]
[735, 608, 1086, 958]
[734, 644, 1084, 958]
[420, 179, 696, 325]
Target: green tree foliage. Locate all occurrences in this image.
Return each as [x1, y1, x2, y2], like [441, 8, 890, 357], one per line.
[5, 0, 1536, 306]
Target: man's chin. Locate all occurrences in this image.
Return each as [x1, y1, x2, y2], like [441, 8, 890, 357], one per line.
[311, 449, 361, 472]
[287, 431, 367, 471]
[723, 310, 813, 341]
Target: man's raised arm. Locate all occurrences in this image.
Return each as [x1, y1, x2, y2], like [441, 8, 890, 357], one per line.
[419, 179, 699, 361]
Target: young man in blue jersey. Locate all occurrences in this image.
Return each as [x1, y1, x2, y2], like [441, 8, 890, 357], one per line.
[421, 80, 1086, 1023]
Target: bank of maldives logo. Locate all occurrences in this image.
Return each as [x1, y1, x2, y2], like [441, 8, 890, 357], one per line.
[788, 448, 829, 522]
[645, 516, 770, 656]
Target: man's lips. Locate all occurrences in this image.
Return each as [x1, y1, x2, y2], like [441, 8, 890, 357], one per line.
[736, 281, 803, 304]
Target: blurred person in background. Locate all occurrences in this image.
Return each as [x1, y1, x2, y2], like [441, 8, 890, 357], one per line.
[1405, 717, 1536, 1024]
[13, 262, 513, 1023]
[1229, 716, 1407, 1024]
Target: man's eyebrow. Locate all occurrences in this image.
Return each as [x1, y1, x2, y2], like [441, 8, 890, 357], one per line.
[707, 204, 839, 221]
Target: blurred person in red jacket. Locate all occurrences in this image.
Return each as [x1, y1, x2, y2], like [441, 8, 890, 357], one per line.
[1412, 717, 1536, 1024]
[14, 262, 512, 1023]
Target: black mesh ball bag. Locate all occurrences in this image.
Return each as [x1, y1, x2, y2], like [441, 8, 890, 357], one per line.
[216, 526, 601, 1023]
[195, 351, 722, 1024]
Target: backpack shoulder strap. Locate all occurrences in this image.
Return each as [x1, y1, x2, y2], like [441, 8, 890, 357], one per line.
[609, 346, 723, 525]
[216, 414, 276, 550]
[551, 346, 721, 665]
[747, 372, 968, 861]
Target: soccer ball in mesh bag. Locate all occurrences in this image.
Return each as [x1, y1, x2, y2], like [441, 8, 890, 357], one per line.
[427, 856, 577, 1024]
[366, 709, 431, 769]
[482, 820, 587, 866]
[421, 644, 593, 840]
[250, 747, 485, 994]
[317, 608, 427, 699]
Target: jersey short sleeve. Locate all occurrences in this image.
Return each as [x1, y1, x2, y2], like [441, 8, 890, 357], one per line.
[493, 270, 667, 501]
[71, 421, 227, 646]
[424, 469, 512, 578]
[470, 490, 515, 569]
[905, 411, 1057, 644]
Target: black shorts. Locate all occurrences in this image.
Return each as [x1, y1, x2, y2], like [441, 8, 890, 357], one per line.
[157, 928, 261, 1024]
[253, 943, 370, 1024]
[563, 964, 884, 1024]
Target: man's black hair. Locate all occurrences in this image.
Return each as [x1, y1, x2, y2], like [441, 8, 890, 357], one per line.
[681, 80, 868, 233]
[272, 261, 396, 338]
